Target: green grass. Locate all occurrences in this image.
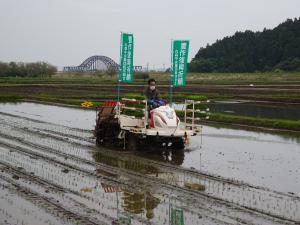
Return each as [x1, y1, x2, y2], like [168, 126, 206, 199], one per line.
[0, 75, 114, 85]
[123, 93, 207, 102]
[0, 94, 23, 102]
[141, 71, 300, 85]
[1, 71, 300, 85]
[185, 72, 300, 85]
[209, 113, 300, 131]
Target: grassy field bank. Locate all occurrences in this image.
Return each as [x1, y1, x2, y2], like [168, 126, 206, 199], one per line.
[1, 71, 300, 84]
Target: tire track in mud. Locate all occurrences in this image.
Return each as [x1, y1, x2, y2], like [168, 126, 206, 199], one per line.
[0, 148, 158, 225]
[0, 139, 288, 225]
[0, 111, 92, 140]
[0, 181, 74, 225]
[0, 160, 155, 225]
[1, 114, 298, 223]
[2, 113, 300, 219]
[0, 112, 293, 196]
[0, 112, 299, 224]
[0, 141, 234, 225]
[0, 135, 297, 224]
[0, 159, 109, 225]
[0, 176, 105, 225]
[0, 128, 239, 225]
[0, 111, 296, 199]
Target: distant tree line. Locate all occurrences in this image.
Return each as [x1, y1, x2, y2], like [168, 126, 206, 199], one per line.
[0, 61, 57, 77]
[189, 18, 300, 72]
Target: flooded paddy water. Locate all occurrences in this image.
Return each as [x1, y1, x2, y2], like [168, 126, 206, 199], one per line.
[0, 102, 300, 225]
[209, 101, 300, 120]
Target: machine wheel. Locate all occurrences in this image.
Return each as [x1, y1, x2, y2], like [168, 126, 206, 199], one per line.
[127, 134, 138, 151]
[96, 137, 103, 145]
[95, 118, 120, 147]
[95, 125, 104, 145]
[171, 138, 185, 150]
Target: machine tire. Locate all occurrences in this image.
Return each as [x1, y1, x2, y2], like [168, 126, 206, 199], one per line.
[96, 137, 103, 145]
[171, 138, 185, 150]
[127, 134, 138, 151]
[95, 117, 120, 147]
[95, 126, 104, 146]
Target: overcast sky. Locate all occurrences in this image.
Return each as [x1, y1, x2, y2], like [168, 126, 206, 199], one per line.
[0, 0, 299, 70]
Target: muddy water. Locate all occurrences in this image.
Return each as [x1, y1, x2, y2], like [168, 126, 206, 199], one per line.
[138, 133, 300, 197]
[0, 102, 95, 129]
[180, 127, 300, 195]
[0, 102, 300, 225]
[209, 101, 300, 120]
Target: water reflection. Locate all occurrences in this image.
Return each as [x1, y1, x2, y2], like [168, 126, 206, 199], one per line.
[203, 122, 300, 144]
[121, 191, 160, 219]
[92, 148, 207, 194]
[136, 149, 185, 165]
[93, 150, 160, 174]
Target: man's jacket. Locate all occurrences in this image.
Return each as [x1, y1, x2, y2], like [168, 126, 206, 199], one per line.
[144, 87, 160, 100]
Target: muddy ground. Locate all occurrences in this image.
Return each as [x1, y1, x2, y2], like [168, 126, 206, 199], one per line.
[0, 103, 300, 225]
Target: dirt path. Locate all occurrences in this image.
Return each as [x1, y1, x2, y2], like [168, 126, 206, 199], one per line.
[0, 112, 299, 225]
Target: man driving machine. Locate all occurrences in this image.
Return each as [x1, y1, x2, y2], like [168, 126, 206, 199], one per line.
[144, 78, 164, 109]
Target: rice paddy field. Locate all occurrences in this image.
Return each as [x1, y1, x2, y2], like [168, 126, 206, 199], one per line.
[0, 72, 300, 225]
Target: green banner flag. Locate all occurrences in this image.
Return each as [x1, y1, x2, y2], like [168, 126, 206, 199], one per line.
[119, 33, 134, 83]
[171, 40, 190, 87]
[171, 208, 184, 225]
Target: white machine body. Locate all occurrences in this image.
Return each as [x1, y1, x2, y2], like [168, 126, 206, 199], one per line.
[118, 104, 195, 137]
[150, 105, 179, 129]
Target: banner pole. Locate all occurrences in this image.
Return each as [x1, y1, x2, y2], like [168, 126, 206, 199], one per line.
[117, 79, 120, 102]
[170, 39, 173, 107]
[117, 32, 123, 114]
